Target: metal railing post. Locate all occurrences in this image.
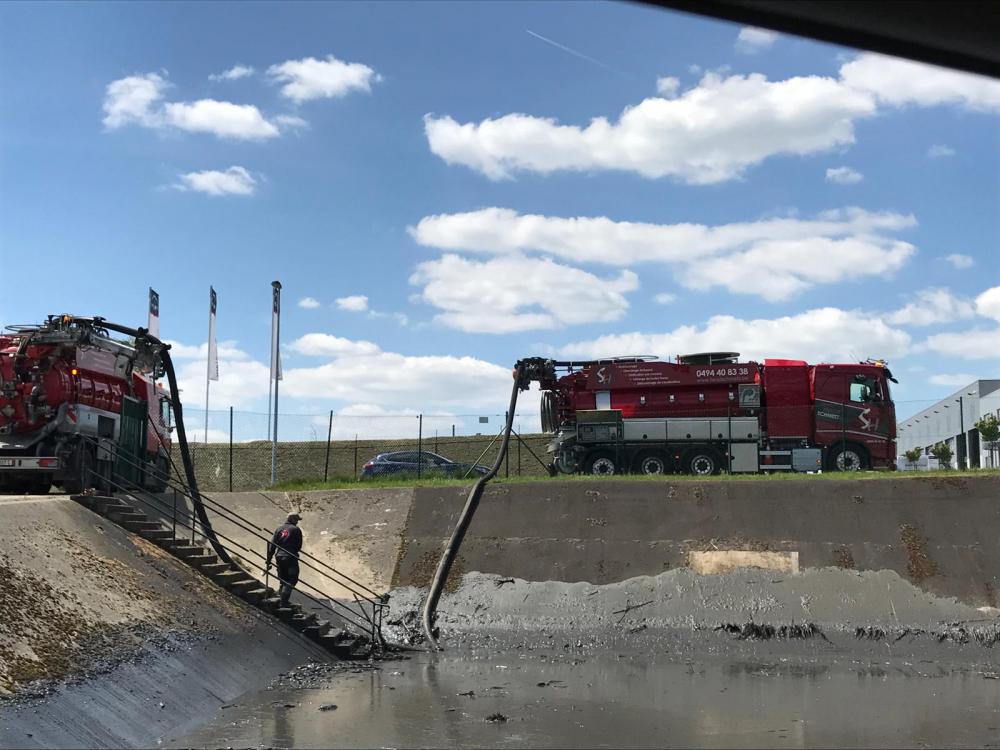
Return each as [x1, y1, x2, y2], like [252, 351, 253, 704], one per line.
[172, 488, 178, 539]
[324, 410, 333, 482]
[229, 406, 234, 493]
[417, 414, 423, 479]
[354, 436, 358, 480]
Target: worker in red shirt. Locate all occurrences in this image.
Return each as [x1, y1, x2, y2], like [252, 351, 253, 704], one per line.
[265, 512, 303, 607]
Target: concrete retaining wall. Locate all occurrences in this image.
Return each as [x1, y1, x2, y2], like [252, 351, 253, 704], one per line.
[393, 475, 1000, 607]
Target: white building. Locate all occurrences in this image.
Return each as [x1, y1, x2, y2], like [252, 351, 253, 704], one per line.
[896, 380, 1000, 469]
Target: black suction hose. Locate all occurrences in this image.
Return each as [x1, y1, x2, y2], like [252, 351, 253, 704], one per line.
[421, 364, 524, 650]
[160, 347, 232, 565]
[65, 316, 233, 567]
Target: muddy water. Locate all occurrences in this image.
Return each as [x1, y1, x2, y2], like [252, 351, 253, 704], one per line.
[174, 648, 1000, 749]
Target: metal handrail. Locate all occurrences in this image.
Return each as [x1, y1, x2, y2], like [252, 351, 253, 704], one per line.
[78, 439, 385, 644]
[143, 435, 385, 602]
[93, 435, 385, 604]
[86, 465, 381, 641]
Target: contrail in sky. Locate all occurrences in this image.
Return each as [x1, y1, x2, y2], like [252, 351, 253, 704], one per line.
[525, 29, 623, 74]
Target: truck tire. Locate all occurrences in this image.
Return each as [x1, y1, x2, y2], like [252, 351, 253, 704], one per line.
[828, 443, 868, 472]
[634, 451, 668, 475]
[584, 451, 619, 476]
[684, 449, 721, 476]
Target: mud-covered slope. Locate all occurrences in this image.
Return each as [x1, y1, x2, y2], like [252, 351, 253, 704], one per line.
[0, 495, 327, 748]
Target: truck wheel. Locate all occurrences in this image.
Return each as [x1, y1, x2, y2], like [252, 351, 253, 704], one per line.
[829, 444, 868, 472]
[584, 451, 618, 476]
[634, 451, 668, 475]
[685, 450, 720, 476]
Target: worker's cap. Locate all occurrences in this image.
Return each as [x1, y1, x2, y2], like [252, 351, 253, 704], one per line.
[286, 512, 301, 523]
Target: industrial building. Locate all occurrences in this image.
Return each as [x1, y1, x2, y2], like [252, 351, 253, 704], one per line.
[896, 380, 1000, 469]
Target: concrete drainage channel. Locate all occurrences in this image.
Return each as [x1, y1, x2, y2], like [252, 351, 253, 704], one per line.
[71, 493, 372, 661]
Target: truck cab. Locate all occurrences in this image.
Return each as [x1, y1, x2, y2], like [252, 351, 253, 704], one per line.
[811, 362, 896, 470]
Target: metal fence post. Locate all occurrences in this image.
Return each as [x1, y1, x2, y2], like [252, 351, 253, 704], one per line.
[505, 411, 509, 478]
[229, 406, 234, 493]
[517, 423, 522, 476]
[417, 414, 423, 479]
[324, 410, 333, 481]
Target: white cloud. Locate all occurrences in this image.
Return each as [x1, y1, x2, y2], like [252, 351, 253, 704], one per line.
[282, 352, 517, 411]
[976, 286, 1000, 322]
[839, 53, 1000, 112]
[424, 53, 1000, 183]
[335, 295, 369, 312]
[409, 254, 638, 333]
[170, 342, 270, 409]
[165, 340, 250, 361]
[103, 72, 296, 140]
[174, 166, 257, 196]
[558, 307, 912, 364]
[916, 286, 1000, 360]
[921, 328, 1000, 360]
[163, 99, 279, 140]
[298, 297, 321, 309]
[424, 69, 874, 183]
[825, 166, 863, 184]
[929, 373, 979, 387]
[410, 206, 916, 301]
[680, 236, 913, 301]
[167, 335, 531, 415]
[653, 293, 676, 305]
[884, 288, 976, 327]
[927, 144, 956, 158]
[655, 76, 680, 97]
[209, 64, 255, 82]
[735, 27, 778, 54]
[289, 333, 380, 357]
[267, 54, 380, 103]
[102, 73, 169, 128]
[944, 253, 975, 269]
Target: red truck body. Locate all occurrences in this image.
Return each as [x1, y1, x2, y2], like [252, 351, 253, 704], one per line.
[0, 316, 171, 493]
[537, 353, 896, 475]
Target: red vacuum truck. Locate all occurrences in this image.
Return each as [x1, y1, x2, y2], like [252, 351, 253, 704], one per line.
[533, 352, 897, 475]
[0, 315, 172, 494]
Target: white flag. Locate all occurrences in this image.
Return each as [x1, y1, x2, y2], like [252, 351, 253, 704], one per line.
[148, 288, 160, 338]
[207, 286, 219, 381]
[270, 282, 282, 382]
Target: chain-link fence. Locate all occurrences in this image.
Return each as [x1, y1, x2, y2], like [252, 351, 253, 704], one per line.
[179, 409, 550, 492]
[171, 396, 993, 492]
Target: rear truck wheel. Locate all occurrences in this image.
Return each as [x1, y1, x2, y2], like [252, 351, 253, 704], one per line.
[828, 444, 868, 472]
[634, 451, 668, 475]
[685, 450, 721, 476]
[584, 451, 619, 476]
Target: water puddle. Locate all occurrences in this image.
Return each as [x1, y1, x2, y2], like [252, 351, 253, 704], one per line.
[172, 647, 1000, 748]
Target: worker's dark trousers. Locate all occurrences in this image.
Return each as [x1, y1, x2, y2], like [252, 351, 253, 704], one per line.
[276, 556, 299, 606]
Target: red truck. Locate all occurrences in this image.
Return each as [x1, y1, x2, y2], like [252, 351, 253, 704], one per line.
[533, 352, 897, 475]
[0, 315, 172, 494]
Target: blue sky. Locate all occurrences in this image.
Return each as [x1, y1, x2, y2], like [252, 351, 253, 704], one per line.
[1, 1, 997, 438]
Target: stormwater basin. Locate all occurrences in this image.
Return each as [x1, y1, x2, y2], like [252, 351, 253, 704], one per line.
[172, 646, 1000, 749]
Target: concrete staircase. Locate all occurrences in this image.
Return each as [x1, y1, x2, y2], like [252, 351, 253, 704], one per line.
[72, 493, 372, 660]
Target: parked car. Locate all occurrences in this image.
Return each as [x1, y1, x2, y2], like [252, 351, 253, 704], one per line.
[360, 451, 490, 480]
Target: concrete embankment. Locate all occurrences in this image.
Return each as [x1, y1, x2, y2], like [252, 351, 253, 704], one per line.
[189, 474, 1000, 608]
[393, 475, 1000, 609]
[0, 495, 328, 748]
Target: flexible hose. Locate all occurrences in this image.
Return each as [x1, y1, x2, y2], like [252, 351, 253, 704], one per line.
[420, 365, 523, 650]
[160, 347, 232, 565]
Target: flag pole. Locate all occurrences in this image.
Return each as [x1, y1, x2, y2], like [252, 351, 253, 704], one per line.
[206, 287, 219, 444]
[270, 281, 282, 486]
